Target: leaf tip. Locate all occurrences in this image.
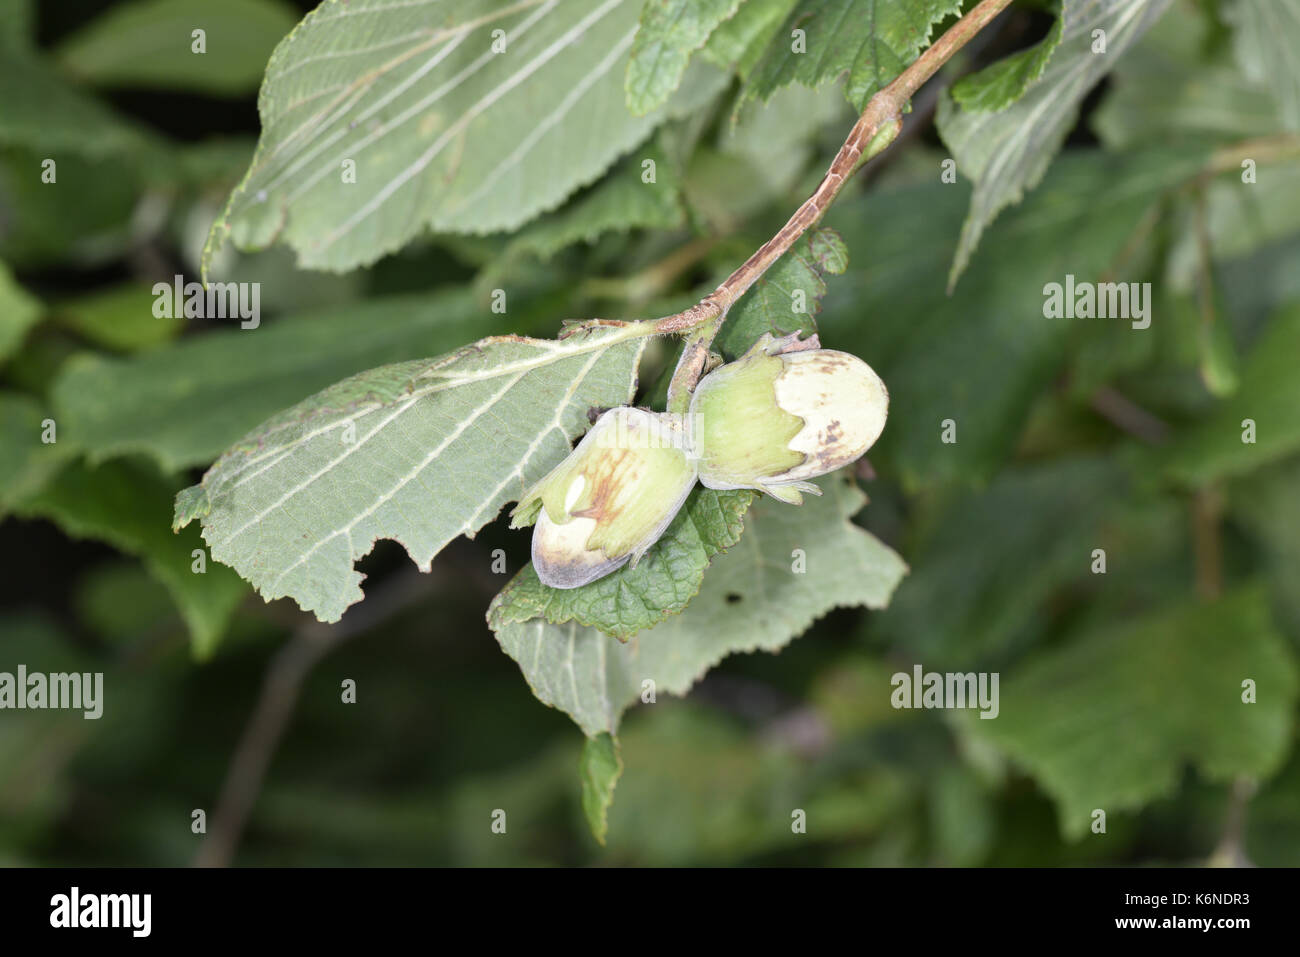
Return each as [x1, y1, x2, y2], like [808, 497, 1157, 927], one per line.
[580, 732, 623, 846]
[173, 484, 210, 532]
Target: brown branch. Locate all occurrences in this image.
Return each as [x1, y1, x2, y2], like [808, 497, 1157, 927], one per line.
[1204, 133, 1300, 179]
[625, 0, 1014, 408]
[1089, 387, 1170, 445]
[701, 0, 1014, 315]
[564, 0, 1014, 360]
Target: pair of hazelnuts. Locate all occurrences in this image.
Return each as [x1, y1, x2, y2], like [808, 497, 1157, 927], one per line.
[511, 335, 889, 589]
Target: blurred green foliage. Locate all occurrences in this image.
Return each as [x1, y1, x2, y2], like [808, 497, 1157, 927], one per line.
[0, 0, 1298, 866]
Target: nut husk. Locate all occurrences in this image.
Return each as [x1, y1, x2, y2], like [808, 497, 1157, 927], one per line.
[512, 407, 698, 589]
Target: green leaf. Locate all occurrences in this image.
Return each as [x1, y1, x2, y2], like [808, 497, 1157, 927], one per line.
[723, 81, 852, 193]
[1166, 162, 1300, 295]
[714, 227, 847, 360]
[1246, 748, 1300, 867]
[928, 764, 996, 866]
[205, 0, 725, 275]
[874, 457, 1128, 665]
[741, 0, 962, 111]
[175, 326, 648, 622]
[54, 0, 298, 96]
[0, 149, 141, 269]
[1229, 0, 1300, 133]
[491, 473, 907, 735]
[1160, 303, 1300, 485]
[0, 394, 73, 514]
[680, 83, 848, 236]
[821, 145, 1208, 486]
[0, 50, 148, 158]
[602, 704, 823, 862]
[51, 289, 495, 472]
[0, 261, 41, 363]
[1092, 11, 1283, 148]
[700, 0, 799, 76]
[50, 284, 182, 353]
[969, 588, 1298, 839]
[1091, 16, 1300, 311]
[490, 487, 752, 640]
[950, 14, 1063, 113]
[13, 460, 248, 658]
[1196, 303, 1241, 399]
[1231, 456, 1300, 638]
[937, 0, 1173, 289]
[0, 611, 104, 843]
[74, 562, 181, 647]
[496, 143, 684, 265]
[0, 0, 35, 54]
[579, 732, 622, 844]
[625, 0, 743, 116]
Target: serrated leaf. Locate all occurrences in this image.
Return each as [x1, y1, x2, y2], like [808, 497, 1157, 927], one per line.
[579, 732, 622, 844]
[13, 460, 247, 659]
[0, 261, 41, 362]
[492, 474, 907, 736]
[497, 143, 684, 265]
[950, 14, 1063, 113]
[714, 227, 847, 359]
[1160, 303, 1300, 485]
[1229, 0, 1300, 133]
[969, 588, 1298, 840]
[701, 0, 798, 76]
[175, 327, 648, 622]
[54, 0, 298, 96]
[205, 0, 725, 275]
[490, 487, 752, 640]
[625, 0, 742, 116]
[937, 0, 1173, 289]
[51, 289, 494, 473]
[741, 0, 962, 111]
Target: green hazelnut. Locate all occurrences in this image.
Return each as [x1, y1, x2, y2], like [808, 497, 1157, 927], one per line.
[511, 407, 698, 589]
[690, 341, 887, 504]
